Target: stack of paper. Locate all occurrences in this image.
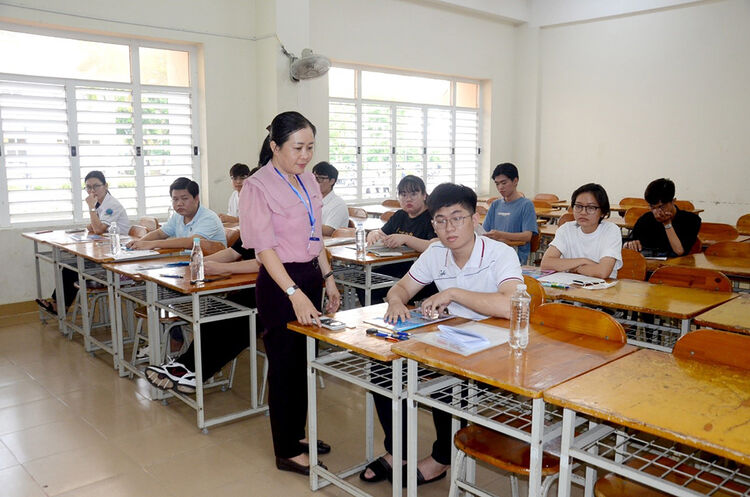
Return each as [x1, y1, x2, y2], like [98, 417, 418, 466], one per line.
[110, 249, 160, 260]
[367, 243, 412, 257]
[418, 322, 510, 356]
[538, 272, 606, 287]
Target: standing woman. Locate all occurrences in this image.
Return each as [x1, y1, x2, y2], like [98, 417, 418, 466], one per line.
[35, 170, 130, 314]
[240, 112, 340, 475]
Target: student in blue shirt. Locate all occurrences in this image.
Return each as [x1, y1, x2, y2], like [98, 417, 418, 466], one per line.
[127, 177, 226, 252]
[482, 163, 538, 264]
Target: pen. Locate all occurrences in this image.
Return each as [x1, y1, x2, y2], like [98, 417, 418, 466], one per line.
[166, 261, 190, 267]
[365, 329, 399, 342]
[540, 282, 569, 289]
[160, 274, 183, 278]
[35, 230, 53, 234]
[389, 332, 410, 340]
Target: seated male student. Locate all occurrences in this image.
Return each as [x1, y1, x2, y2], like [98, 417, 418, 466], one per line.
[312, 161, 349, 236]
[127, 177, 227, 252]
[624, 178, 701, 257]
[482, 163, 538, 265]
[219, 163, 252, 224]
[360, 182, 523, 487]
[145, 238, 260, 393]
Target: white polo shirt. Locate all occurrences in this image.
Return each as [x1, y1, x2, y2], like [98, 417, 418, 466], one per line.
[95, 192, 130, 235]
[407, 235, 523, 320]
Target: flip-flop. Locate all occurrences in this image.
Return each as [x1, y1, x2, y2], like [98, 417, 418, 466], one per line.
[402, 466, 448, 487]
[35, 298, 57, 316]
[359, 456, 392, 483]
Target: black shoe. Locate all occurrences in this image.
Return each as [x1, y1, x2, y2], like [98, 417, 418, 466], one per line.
[275, 457, 327, 475]
[35, 298, 57, 316]
[300, 439, 331, 455]
[359, 456, 392, 483]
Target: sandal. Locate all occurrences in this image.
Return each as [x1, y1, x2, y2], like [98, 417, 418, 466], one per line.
[402, 467, 447, 487]
[359, 456, 392, 483]
[35, 298, 57, 316]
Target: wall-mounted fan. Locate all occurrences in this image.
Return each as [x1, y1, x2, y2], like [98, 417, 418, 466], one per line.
[282, 46, 331, 82]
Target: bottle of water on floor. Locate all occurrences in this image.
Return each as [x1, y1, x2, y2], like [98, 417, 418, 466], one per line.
[509, 283, 530, 350]
[355, 220, 366, 256]
[109, 222, 120, 256]
[190, 237, 204, 283]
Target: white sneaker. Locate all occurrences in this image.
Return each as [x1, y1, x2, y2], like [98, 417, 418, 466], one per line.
[136, 344, 150, 359]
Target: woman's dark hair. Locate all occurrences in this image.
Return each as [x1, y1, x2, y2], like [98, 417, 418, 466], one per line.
[258, 111, 317, 166]
[426, 183, 477, 216]
[571, 183, 611, 221]
[169, 177, 199, 197]
[84, 170, 106, 185]
[644, 178, 676, 205]
[397, 175, 427, 195]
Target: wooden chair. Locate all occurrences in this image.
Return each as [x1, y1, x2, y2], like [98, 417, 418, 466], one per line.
[523, 275, 545, 311]
[619, 197, 648, 209]
[476, 203, 488, 215]
[450, 304, 625, 497]
[348, 207, 367, 219]
[381, 199, 400, 208]
[224, 227, 240, 247]
[624, 207, 649, 228]
[485, 196, 498, 204]
[698, 222, 739, 244]
[594, 329, 750, 497]
[705, 241, 750, 258]
[532, 199, 553, 209]
[649, 266, 732, 292]
[673, 200, 695, 211]
[527, 232, 541, 265]
[558, 212, 574, 226]
[619, 248, 646, 281]
[380, 210, 395, 222]
[128, 224, 148, 239]
[138, 216, 160, 232]
[331, 227, 355, 238]
[736, 213, 750, 235]
[534, 193, 559, 203]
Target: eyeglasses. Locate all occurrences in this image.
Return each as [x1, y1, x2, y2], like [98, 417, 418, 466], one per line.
[398, 191, 421, 199]
[649, 203, 670, 213]
[572, 204, 600, 214]
[84, 184, 104, 192]
[314, 175, 330, 183]
[432, 215, 472, 230]
[231, 174, 249, 181]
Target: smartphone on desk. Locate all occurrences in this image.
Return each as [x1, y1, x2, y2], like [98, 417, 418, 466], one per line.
[319, 317, 346, 331]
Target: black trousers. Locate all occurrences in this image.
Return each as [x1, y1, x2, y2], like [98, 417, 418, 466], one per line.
[257, 260, 322, 459]
[51, 268, 79, 309]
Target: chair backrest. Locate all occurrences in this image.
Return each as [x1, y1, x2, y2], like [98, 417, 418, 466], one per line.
[485, 196, 498, 204]
[619, 197, 648, 208]
[380, 210, 395, 222]
[475, 203, 488, 215]
[558, 212, 575, 226]
[530, 303, 626, 343]
[348, 207, 367, 219]
[522, 275, 545, 312]
[381, 199, 400, 208]
[528, 232, 541, 254]
[619, 248, 647, 281]
[698, 222, 739, 244]
[224, 227, 240, 247]
[736, 213, 750, 234]
[331, 227, 355, 238]
[673, 329, 750, 370]
[649, 266, 732, 292]
[705, 241, 750, 258]
[534, 193, 559, 202]
[532, 199, 553, 209]
[139, 216, 160, 232]
[128, 224, 148, 239]
[673, 200, 695, 211]
[624, 207, 649, 227]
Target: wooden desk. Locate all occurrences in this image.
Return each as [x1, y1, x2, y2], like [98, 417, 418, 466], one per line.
[392, 317, 636, 496]
[288, 304, 456, 496]
[544, 279, 737, 351]
[664, 253, 750, 291]
[329, 244, 419, 306]
[701, 234, 750, 247]
[546, 349, 750, 496]
[535, 207, 567, 220]
[103, 260, 267, 429]
[351, 217, 385, 232]
[694, 293, 750, 334]
[358, 203, 396, 218]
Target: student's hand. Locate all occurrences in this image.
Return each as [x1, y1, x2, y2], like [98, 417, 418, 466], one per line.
[289, 290, 322, 326]
[483, 230, 506, 242]
[421, 289, 454, 318]
[85, 193, 98, 210]
[203, 260, 224, 275]
[218, 213, 231, 223]
[624, 240, 642, 251]
[384, 299, 411, 324]
[382, 233, 408, 248]
[366, 230, 385, 246]
[324, 279, 341, 314]
[127, 239, 155, 250]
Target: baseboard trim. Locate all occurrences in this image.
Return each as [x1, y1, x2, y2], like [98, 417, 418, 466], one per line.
[0, 300, 38, 317]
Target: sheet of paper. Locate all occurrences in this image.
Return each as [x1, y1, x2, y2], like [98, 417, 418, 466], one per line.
[417, 322, 510, 356]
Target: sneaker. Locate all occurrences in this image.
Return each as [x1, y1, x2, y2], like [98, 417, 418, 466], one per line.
[136, 344, 150, 359]
[145, 360, 195, 394]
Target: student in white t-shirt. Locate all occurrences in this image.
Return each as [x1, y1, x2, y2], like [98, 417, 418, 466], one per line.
[219, 163, 257, 224]
[312, 161, 349, 236]
[541, 183, 623, 279]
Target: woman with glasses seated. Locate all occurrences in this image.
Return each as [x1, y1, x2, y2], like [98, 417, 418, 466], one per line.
[35, 170, 130, 315]
[541, 183, 622, 279]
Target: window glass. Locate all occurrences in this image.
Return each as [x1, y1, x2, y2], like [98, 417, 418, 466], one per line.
[139, 47, 190, 87]
[456, 81, 478, 108]
[328, 67, 354, 99]
[362, 71, 450, 106]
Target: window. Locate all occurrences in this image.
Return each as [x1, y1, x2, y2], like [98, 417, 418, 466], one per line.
[0, 26, 198, 226]
[328, 67, 480, 200]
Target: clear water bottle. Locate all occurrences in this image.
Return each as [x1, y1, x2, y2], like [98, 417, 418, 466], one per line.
[109, 222, 120, 256]
[190, 237, 204, 283]
[355, 220, 366, 255]
[509, 283, 531, 350]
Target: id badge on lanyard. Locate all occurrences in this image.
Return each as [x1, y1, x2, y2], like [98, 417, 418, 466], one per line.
[274, 167, 319, 249]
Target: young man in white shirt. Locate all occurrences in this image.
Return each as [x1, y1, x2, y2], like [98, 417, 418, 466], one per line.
[360, 183, 523, 487]
[312, 161, 349, 236]
[219, 163, 254, 224]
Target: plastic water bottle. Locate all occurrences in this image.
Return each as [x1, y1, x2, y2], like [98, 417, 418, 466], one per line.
[355, 220, 366, 255]
[109, 222, 120, 256]
[190, 237, 204, 283]
[509, 283, 531, 350]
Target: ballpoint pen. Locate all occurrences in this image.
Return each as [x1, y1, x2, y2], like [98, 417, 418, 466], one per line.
[540, 282, 569, 289]
[365, 328, 399, 342]
[160, 274, 183, 278]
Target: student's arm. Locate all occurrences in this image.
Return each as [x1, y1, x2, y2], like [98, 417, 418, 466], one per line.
[128, 234, 224, 255]
[540, 245, 598, 273]
[366, 229, 386, 245]
[486, 230, 533, 243]
[321, 224, 336, 237]
[421, 279, 518, 319]
[203, 246, 260, 275]
[317, 248, 341, 315]
[384, 276, 425, 323]
[574, 257, 617, 279]
[126, 228, 168, 248]
[218, 213, 239, 224]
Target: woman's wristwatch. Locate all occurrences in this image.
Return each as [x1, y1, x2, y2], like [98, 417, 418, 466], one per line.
[285, 284, 299, 296]
[322, 270, 334, 280]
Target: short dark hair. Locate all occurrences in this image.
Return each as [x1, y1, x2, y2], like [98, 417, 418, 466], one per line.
[571, 183, 611, 220]
[426, 183, 477, 216]
[397, 175, 426, 195]
[644, 178, 676, 205]
[491, 163, 519, 181]
[170, 177, 199, 197]
[84, 170, 106, 185]
[312, 161, 339, 182]
[229, 163, 250, 178]
[258, 111, 317, 166]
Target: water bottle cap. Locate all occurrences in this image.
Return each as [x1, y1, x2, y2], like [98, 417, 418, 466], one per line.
[517, 283, 527, 291]
[193, 237, 200, 242]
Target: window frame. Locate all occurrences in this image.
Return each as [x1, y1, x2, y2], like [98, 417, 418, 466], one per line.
[0, 22, 200, 228]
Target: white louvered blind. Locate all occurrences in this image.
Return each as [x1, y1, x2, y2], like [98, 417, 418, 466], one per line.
[360, 104, 392, 199]
[425, 108, 453, 191]
[395, 106, 424, 182]
[455, 110, 479, 187]
[328, 101, 357, 198]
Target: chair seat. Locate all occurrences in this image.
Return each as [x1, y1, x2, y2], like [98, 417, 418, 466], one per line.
[133, 306, 182, 322]
[454, 424, 560, 476]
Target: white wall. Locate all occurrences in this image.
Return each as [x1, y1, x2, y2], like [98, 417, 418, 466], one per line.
[530, 0, 750, 222]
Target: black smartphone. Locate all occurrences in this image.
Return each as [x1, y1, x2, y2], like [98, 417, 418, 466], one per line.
[319, 317, 346, 330]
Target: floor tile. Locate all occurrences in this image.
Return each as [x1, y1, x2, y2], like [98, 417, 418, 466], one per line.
[55, 470, 176, 497]
[0, 465, 47, 497]
[0, 441, 18, 470]
[1, 418, 106, 463]
[0, 397, 74, 436]
[0, 379, 50, 410]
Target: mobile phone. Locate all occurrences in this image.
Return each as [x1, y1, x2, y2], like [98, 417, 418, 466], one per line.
[320, 317, 346, 330]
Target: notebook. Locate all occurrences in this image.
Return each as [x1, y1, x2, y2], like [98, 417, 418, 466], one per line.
[364, 309, 454, 332]
[367, 243, 413, 257]
[521, 266, 556, 279]
[418, 322, 509, 356]
[538, 272, 606, 287]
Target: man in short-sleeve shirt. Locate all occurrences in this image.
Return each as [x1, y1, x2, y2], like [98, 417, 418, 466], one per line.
[312, 161, 350, 236]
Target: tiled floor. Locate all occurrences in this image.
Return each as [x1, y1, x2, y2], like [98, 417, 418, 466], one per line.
[0, 312, 584, 496]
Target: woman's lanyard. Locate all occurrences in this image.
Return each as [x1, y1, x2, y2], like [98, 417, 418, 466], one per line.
[273, 167, 319, 244]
